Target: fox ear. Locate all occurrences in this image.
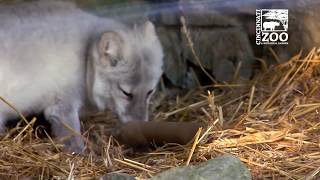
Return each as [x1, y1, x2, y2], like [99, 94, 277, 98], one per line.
[143, 21, 157, 42]
[98, 31, 123, 66]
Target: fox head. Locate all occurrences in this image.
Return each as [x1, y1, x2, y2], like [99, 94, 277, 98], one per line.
[87, 21, 163, 123]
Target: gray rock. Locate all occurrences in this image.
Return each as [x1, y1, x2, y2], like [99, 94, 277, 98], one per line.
[151, 155, 251, 180]
[156, 27, 187, 87]
[157, 13, 254, 87]
[158, 7, 180, 25]
[181, 26, 254, 82]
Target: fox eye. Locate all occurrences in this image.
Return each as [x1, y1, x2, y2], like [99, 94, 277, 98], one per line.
[118, 85, 133, 99]
[147, 90, 154, 97]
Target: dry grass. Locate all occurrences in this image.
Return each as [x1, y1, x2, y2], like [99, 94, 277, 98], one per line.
[1, 49, 320, 180]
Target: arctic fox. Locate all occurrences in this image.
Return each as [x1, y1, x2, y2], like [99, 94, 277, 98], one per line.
[0, 1, 163, 152]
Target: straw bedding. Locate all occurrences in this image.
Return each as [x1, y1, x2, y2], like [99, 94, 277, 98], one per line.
[0, 48, 319, 180]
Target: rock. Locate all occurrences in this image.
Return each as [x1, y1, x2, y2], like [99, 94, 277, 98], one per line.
[151, 155, 251, 180]
[156, 27, 187, 87]
[180, 26, 254, 82]
[157, 12, 254, 87]
[100, 173, 136, 180]
[155, 1, 254, 86]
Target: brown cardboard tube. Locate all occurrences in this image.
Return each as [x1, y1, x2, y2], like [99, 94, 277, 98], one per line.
[117, 121, 205, 146]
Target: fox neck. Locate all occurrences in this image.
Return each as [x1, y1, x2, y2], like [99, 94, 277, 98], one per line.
[85, 41, 100, 111]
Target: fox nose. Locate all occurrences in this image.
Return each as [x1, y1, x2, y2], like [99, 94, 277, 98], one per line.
[119, 114, 148, 123]
[123, 97, 149, 122]
[129, 115, 148, 122]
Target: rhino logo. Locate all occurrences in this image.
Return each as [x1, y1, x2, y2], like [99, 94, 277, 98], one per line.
[263, 21, 280, 31]
[256, 9, 289, 45]
[261, 9, 288, 31]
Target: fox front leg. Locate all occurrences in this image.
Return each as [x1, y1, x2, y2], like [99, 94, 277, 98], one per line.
[44, 103, 84, 153]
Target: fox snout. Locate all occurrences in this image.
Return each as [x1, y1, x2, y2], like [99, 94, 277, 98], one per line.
[120, 99, 149, 123]
[120, 114, 148, 123]
[120, 110, 148, 123]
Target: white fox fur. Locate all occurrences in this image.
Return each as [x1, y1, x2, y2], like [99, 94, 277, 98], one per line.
[0, 1, 163, 152]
